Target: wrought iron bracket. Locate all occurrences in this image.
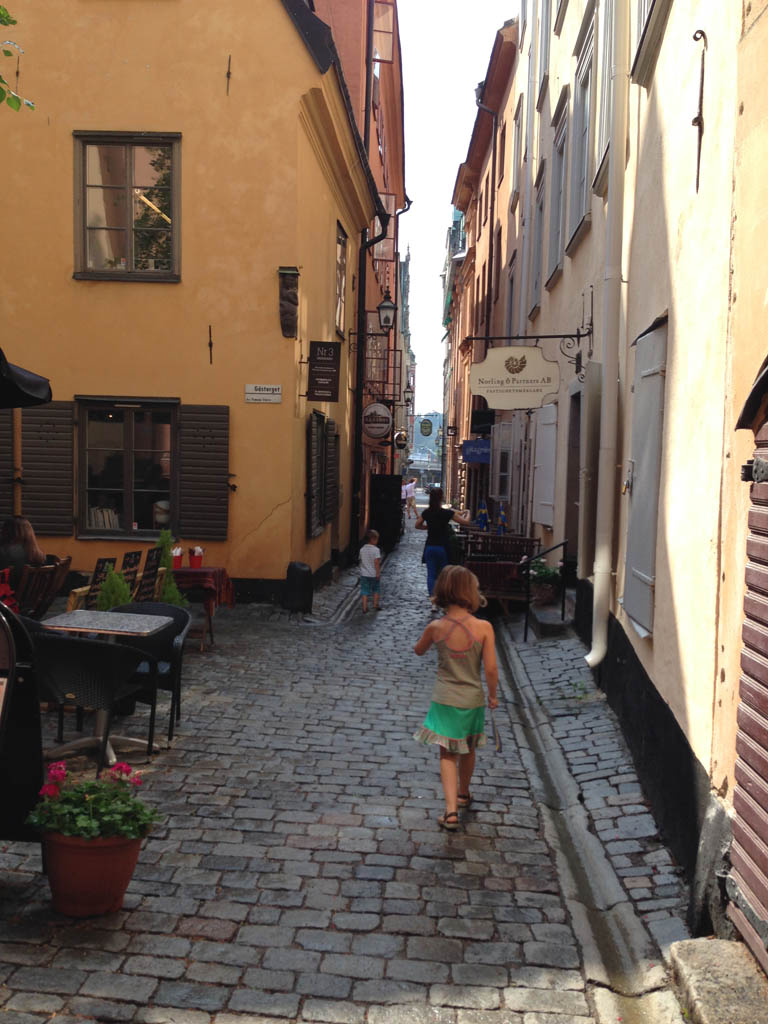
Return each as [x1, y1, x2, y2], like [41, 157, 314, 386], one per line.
[692, 30, 707, 193]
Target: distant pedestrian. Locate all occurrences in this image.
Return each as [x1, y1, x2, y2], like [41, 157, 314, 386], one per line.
[414, 565, 498, 831]
[359, 528, 382, 613]
[405, 477, 417, 518]
[414, 487, 472, 600]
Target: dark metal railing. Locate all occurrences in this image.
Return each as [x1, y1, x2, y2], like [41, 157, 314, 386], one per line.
[521, 539, 569, 642]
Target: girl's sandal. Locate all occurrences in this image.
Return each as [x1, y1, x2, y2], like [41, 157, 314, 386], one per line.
[457, 793, 472, 808]
[438, 811, 460, 831]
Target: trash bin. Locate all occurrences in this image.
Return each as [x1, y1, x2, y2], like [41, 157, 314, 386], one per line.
[284, 561, 313, 613]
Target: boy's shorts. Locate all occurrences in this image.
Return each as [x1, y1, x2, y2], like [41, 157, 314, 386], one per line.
[360, 577, 381, 596]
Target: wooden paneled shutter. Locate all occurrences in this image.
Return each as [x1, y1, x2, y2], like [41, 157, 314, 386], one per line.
[178, 405, 230, 541]
[623, 322, 667, 633]
[729, 420, 768, 974]
[0, 410, 14, 519]
[21, 402, 74, 536]
[532, 403, 557, 527]
[307, 410, 324, 538]
[324, 419, 340, 524]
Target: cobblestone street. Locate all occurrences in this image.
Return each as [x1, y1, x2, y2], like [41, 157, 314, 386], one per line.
[1, 522, 690, 1024]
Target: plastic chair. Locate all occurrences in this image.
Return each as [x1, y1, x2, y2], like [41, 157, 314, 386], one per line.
[32, 632, 155, 774]
[109, 602, 192, 741]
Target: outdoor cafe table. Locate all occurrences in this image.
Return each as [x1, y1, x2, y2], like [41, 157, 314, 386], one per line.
[41, 610, 173, 764]
[171, 566, 234, 651]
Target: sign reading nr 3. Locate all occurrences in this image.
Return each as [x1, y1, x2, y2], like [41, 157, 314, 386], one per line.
[307, 341, 341, 403]
[470, 346, 560, 409]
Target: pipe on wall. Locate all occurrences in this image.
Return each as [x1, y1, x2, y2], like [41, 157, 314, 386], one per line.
[585, 0, 630, 669]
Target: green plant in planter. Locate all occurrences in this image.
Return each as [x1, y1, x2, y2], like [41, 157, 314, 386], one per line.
[522, 556, 562, 584]
[27, 761, 158, 839]
[155, 529, 188, 608]
[95, 565, 132, 610]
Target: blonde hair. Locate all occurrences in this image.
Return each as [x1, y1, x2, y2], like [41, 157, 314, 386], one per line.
[365, 529, 379, 543]
[432, 564, 487, 611]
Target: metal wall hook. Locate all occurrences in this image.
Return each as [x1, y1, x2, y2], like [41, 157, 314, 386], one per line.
[692, 30, 708, 193]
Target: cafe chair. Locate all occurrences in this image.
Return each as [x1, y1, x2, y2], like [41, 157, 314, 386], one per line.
[108, 602, 192, 742]
[15, 557, 71, 620]
[32, 632, 156, 774]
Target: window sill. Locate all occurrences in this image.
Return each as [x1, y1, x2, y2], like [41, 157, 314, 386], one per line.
[592, 147, 609, 197]
[554, 0, 569, 36]
[565, 213, 591, 257]
[536, 73, 549, 113]
[545, 264, 563, 291]
[76, 530, 168, 541]
[73, 271, 181, 283]
[527, 300, 541, 322]
[631, 0, 673, 88]
[510, 190, 520, 214]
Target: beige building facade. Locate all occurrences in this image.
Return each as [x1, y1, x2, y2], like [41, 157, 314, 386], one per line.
[444, 0, 768, 966]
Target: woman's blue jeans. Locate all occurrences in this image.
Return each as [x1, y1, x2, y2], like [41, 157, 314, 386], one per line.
[424, 544, 448, 595]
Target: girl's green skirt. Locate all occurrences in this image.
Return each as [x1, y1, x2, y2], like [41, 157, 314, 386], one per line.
[414, 701, 486, 754]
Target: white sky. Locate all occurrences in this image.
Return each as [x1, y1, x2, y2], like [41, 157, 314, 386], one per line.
[398, 1, 518, 416]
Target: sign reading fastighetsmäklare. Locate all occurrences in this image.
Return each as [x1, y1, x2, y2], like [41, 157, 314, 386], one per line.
[469, 346, 560, 409]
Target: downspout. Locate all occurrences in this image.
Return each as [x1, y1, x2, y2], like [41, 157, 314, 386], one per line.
[476, 96, 498, 342]
[585, 0, 629, 668]
[516, 22, 537, 337]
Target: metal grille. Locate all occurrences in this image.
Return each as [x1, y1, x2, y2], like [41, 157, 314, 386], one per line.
[729, 421, 768, 974]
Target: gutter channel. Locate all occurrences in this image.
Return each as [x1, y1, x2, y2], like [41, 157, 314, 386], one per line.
[496, 619, 682, 1023]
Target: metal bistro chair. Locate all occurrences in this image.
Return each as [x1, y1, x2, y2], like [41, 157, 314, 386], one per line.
[32, 632, 156, 775]
[109, 602, 192, 742]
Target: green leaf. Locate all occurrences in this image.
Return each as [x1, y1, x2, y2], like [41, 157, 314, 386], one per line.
[6, 91, 20, 111]
[2, 49, 12, 56]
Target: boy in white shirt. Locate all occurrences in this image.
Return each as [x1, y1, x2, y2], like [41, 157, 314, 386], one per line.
[359, 528, 382, 613]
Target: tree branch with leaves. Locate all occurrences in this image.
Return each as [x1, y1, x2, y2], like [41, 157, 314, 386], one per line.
[1, 5, 34, 111]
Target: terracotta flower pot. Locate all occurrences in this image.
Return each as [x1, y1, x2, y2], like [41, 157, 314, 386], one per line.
[531, 582, 560, 606]
[43, 833, 143, 917]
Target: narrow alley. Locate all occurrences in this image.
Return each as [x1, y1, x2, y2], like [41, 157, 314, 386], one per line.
[2, 522, 695, 1023]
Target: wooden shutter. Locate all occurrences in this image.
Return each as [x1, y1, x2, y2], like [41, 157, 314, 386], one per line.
[729, 420, 768, 974]
[577, 360, 601, 579]
[0, 410, 14, 519]
[22, 402, 74, 536]
[623, 323, 667, 633]
[178, 406, 229, 541]
[324, 419, 340, 524]
[532, 403, 557, 527]
[306, 410, 324, 538]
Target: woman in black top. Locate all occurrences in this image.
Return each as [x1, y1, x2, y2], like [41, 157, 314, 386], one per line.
[415, 487, 472, 599]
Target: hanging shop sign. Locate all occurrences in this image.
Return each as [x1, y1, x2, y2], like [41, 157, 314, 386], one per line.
[461, 439, 491, 464]
[419, 418, 433, 436]
[469, 346, 560, 409]
[362, 402, 393, 439]
[307, 341, 341, 402]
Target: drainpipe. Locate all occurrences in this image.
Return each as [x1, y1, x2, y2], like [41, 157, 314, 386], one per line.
[517, 22, 537, 337]
[585, 0, 629, 669]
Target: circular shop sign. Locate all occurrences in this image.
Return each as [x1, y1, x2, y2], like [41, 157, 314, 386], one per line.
[419, 418, 433, 436]
[362, 402, 393, 439]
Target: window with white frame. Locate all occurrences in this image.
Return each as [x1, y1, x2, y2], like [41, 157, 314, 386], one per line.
[529, 166, 546, 317]
[537, 0, 552, 108]
[512, 96, 523, 207]
[490, 420, 515, 501]
[595, 0, 614, 186]
[498, 122, 506, 184]
[505, 252, 516, 338]
[521, 0, 528, 44]
[569, 19, 594, 241]
[335, 223, 347, 336]
[547, 105, 568, 282]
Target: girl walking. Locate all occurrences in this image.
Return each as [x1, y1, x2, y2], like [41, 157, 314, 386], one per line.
[413, 565, 499, 831]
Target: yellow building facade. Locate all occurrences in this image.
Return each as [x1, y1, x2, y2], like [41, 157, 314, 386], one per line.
[1, 0, 390, 597]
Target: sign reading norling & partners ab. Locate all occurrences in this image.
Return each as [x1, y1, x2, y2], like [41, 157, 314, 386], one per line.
[469, 346, 560, 409]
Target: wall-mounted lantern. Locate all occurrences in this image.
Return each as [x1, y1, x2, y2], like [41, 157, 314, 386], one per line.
[403, 383, 414, 407]
[377, 288, 397, 333]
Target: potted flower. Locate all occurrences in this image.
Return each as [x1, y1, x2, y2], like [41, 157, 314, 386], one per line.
[521, 556, 563, 605]
[27, 760, 158, 917]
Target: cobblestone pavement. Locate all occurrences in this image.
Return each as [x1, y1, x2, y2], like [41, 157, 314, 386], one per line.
[0, 521, 689, 1023]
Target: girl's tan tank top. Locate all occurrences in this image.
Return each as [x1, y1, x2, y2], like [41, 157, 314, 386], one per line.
[431, 616, 485, 709]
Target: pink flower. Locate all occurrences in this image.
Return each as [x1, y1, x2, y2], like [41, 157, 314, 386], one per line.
[39, 783, 60, 798]
[47, 765, 67, 783]
[129, 775, 143, 787]
[111, 762, 133, 776]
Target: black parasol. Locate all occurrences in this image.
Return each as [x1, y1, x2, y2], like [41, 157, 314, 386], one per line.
[0, 346, 52, 409]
